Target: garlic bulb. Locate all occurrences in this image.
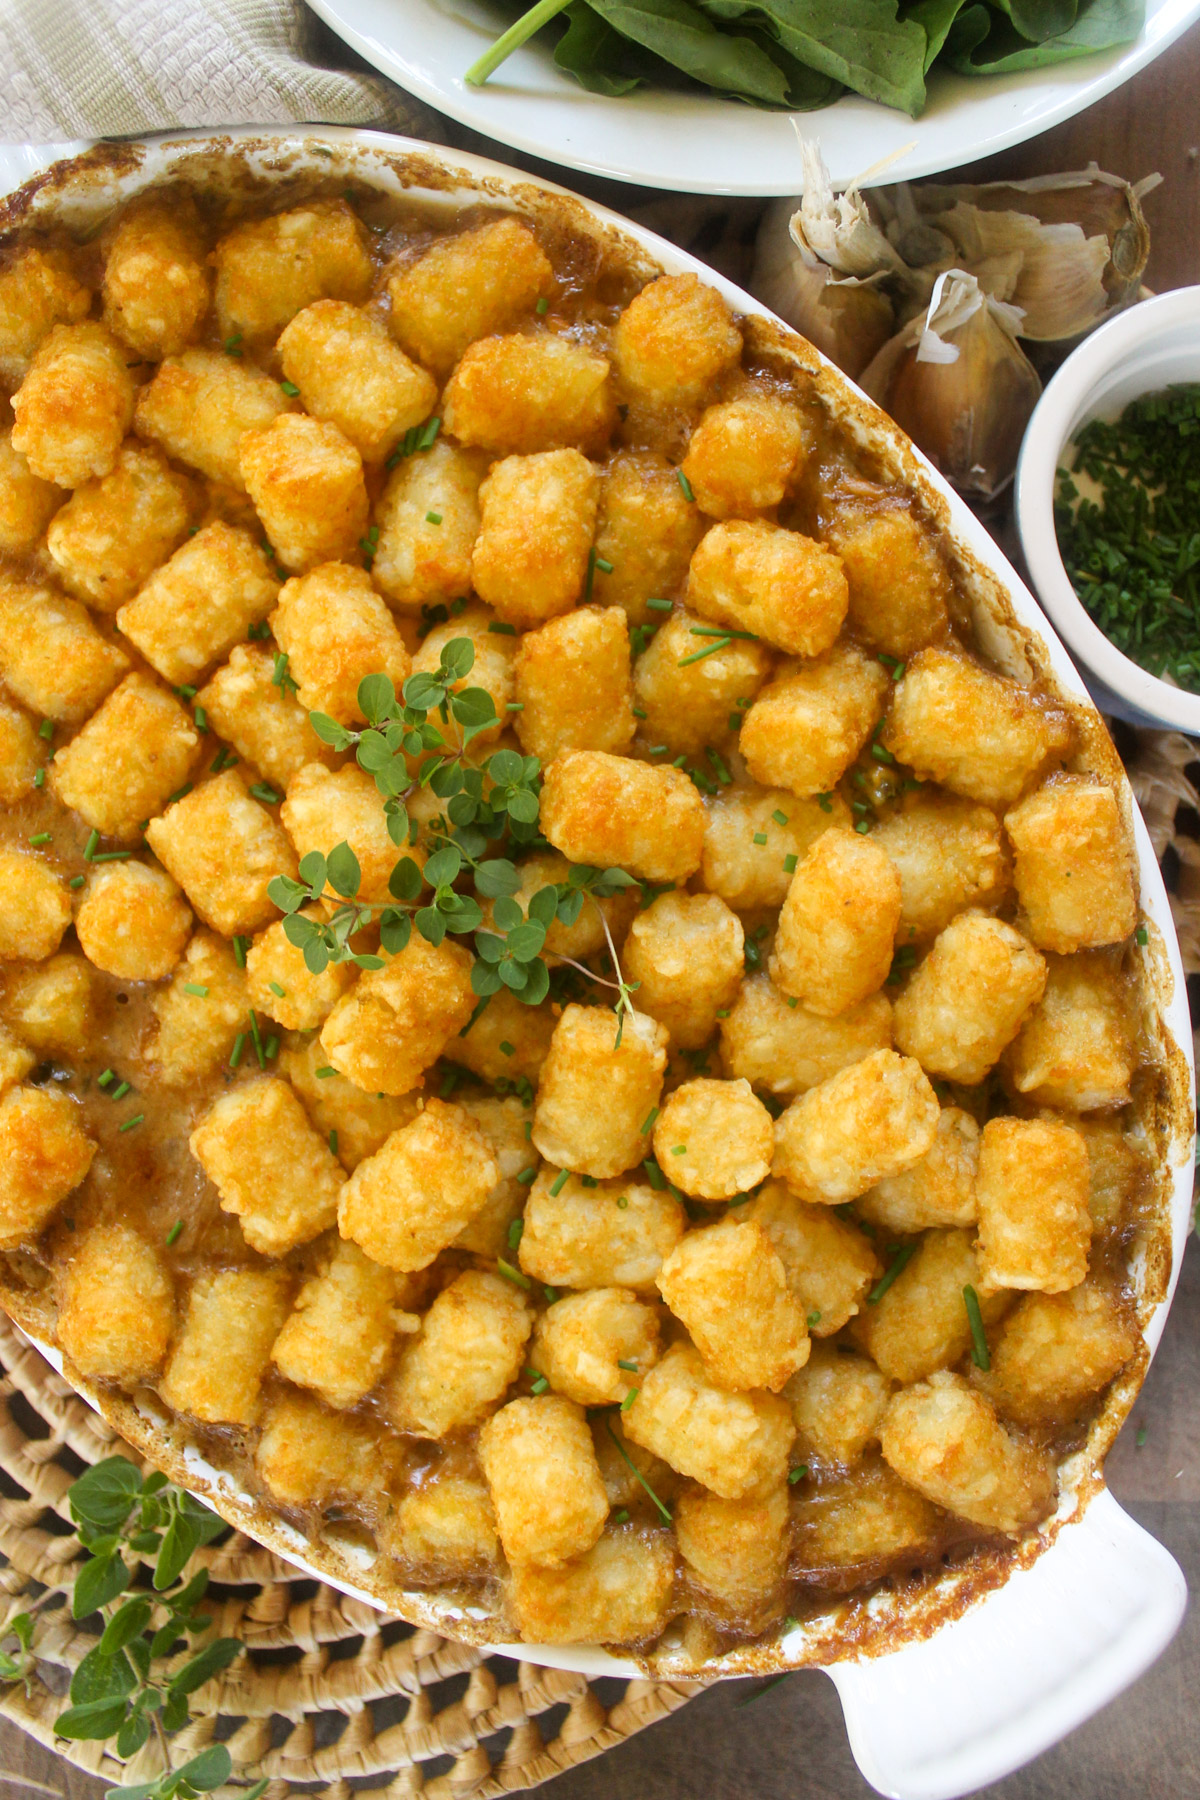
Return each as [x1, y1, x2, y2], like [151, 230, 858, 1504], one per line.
[755, 196, 895, 380]
[859, 271, 1042, 501]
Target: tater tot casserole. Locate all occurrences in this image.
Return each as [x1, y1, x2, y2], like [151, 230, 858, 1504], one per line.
[0, 136, 1184, 1673]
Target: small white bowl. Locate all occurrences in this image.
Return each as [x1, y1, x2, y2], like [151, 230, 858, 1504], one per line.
[1015, 286, 1200, 732]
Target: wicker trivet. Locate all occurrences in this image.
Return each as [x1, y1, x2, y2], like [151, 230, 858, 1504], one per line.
[0, 727, 1191, 1800]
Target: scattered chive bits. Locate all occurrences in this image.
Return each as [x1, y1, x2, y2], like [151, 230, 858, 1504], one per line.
[211, 747, 238, 773]
[536, 296, 549, 315]
[425, 509, 443, 525]
[328, 1129, 339, 1156]
[1136, 925, 1149, 946]
[1056, 384, 1200, 690]
[772, 809, 789, 826]
[753, 831, 768, 847]
[782, 853, 798, 874]
[110, 1081, 131, 1103]
[617, 1359, 639, 1372]
[497, 1258, 531, 1289]
[488, 620, 517, 635]
[280, 379, 300, 397]
[645, 597, 672, 612]
[33, 769, 44, 789]
[224, 332, 243, 357]
[165, 1220, 184, 1248]
[516, 1165, 537, 1185]
[614, 1508, 630, 1524]
[807, 1309, 821, 1327]
[549, 1168, 569, 1196]
[788, 1465, 808, 1485]
[232, 935, 249, 968]
[868, 1243, 916, 1304]
[28, 832, 51, 847]
[250, 783, 280, 805]
[182, 983, 209, 998]
[315, 1065, 336, 1078]
[507, 1218, 524, 1250]
[38, 719, 53, 742]
[97, 1069, 115, 1089]
[268, 981, 286, 999]
[676, 469, 695, 502]
[69, 874, 84, 890]
[118, 1114, 144, 1133]
[229, 1032, 246, 1069]
[620, 1387, 638, 1413]
[963, 1284, 990, 1370]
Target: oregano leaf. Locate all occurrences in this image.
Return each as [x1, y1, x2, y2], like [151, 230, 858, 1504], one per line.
[326, 841, 362, 899]
[358, 673, 396, 724]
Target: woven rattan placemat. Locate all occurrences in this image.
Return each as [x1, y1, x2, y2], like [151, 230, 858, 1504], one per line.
[0, 728, 1192, 1800]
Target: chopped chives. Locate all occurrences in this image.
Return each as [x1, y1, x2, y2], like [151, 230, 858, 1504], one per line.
[224, 333, 242, 356]
[118, 1114, 144, 1133]
[248, 1008, 266, 1069]
[786, 996, 798, 1008]
[69, 874, 84, 889]
[507, 701, 524, 711]
[536, 297, 549, 315]
[38, 720, 53, 741]
[229, 1032, 246, 1069]
[677, 637, 732, 667]
[807, 1309, 821, 1327]
[33, 768, 44, 789]
[92, 850, 132, 862]
[617, 1359, 639, 1372]
[616, 1194, 629, 1209]
[783, 853, 798, 874]
[705, 746, 732, 784]
[194, 707, 208, 732]
[620, 1387, 638, 1412]
[816, 793, 833, 813]
[497, 1258, 531, 1290]
[595, 555, 613, 574]
[250, 783, 280, 804]
[28, 832, 51, 846]
[671, 753, 687, 768]
[677, 469, 695, 502]
[165, 1220, 184, 1247]
[728, 712, 743, 731]
[670, 1145, 687, 1157]
[315, 1065, 336, 1078]
[97, 1069, 115, 1088]
[753, 832, 768, 846]
[182, 983, 209, 998]
[633, 706, 647, 720]
[715, 1009, 730, 1019]
[788, 1464, 808, 1485]
[175, 684, 196, 701]
[264, 1035, 279, 1060]
[645, 597, 672, 612]
[488, 621, 517, 635]
[329, 1128, 339, 1156]
[643, 1159, 666, 1190]
[499, 1040, 515, 1057]
[963, 1284, 990, 1370]
[772, 810, 789, 826]
[83, 830, 100, 860]
[549, 1169, 569, 1196]
[211, 748, 238, 772]
[605, 1418, 671, 1522]
[868, 1243, 916, 1304]
[268, 981, 287, 998]
[523, 1120, 532, 1139]
[640, 1107, 659, 1135]
[543, 1286, 558, 1302]
[166, 783, 193, 806]
[516, 1165, 537, 1185]
[110, 1082, 131, 1102]
[233, 935, 249, 967]
[855, 820, 872, 834]
[871, 741, 896, 765]
[425, 510, 442, 525]
[1136, 925, 1149, 945]
[530, 1373, 549, 1395]
[649, 745, 668, 756]
[689, 624, 758, 641]
[280, 379, 300, 397]
[614, 1508, 630, 1524]
[581, 1174, 598, 1188]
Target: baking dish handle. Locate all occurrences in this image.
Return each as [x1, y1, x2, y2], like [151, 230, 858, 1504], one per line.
[825, 1488, 1186, 1800]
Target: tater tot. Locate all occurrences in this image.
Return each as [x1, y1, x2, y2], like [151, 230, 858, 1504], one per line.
[148, 932, 249, 1087]
[281, 1036, 420, 1171]
[892, 911, 1046, 1084]
[387, 1268, 531, 1437]
[853, 1226, 1010, 1383]
[509, 1526, 677, 1645]
[0, 850, 71, 962]
[50, 674, 200, 843]
[383, 1476, 500, 1578]
[976, 1280, 1140, 1428]
[159, 1268, 291, 1426]
[338, 1097, 499, 1271]
[479, 1394, 609, 1567]
[532, 1003, 668, 1179]
[772, 829, 901, 1017]
[975, 1116, 1091, 1294]
[11, 322, 134, 486]
[46, 441, 195, 612]
[857, 1106, 979, 1234]
[540, 750, 706, 883]
[0, 701, 39, 805]
[0, 1085, 95, 1248]
[513, 605, 635, 762]
[0, 576, 128, 722]
[879, 1371, 1054, 1535]
[0, 246, 90, 386]
[741, 644, 889, 797]
[786, 1343, 892, 1470]
[272, 1236, 398, 1410]
[75, 862, 192, 982]
[145, 770, 296, 937]
[702, 787, 848, 913]
[471, 448, 599, 630]
[872, 793, 1010, 944]
[213, 201, 373, 341]
[0, 1025, 35, 1099]
[881, 648, 1072, 807]
[245, 908, 355, 1030]
[519, 1167, 684, 1292]
[532, 1288, 659, 1407]
[1078, 1119, 1147, 1241]
[682, 391, 806, 520]
[1004, 777, 1136, 953]
[239, 413, 368, 574]
[102, 197, 210, 358]
[0, 430, 59, 552]
[613, 274, 742, 409]
[791, 1452, 943, 1572]
[773, 1048, 939, 1205]
[281, 762, 397, 903]
[255, 1389, 390, 1511]
[371, 439, 486, 611]
[387, 217, 553, 377]
[687, 519, 847, 658]
[134, 347, 289, 489]
[720, 975, 893, 1099]
[320, 934, 474, 1096]
[117, 522, 279, 685]
[593, 451, 703, 625]
[451, 985, 556, 1087]
[0, 955, 92, 1058]
[623, 1341, 794, 1499]
[442, 333, 615, 456]
[658, 1218, 809, 1392]
[624, 891, 744, 1050]
[826, 505, 952, 658]
[278, 299, 437, 462]
[675, 1483, 788, 1622]
[744, 1182, 878, 1335]
[191, 1075, 343, 1256]
[652, 1078, 773, 1200]
[196, 643, 335, 791]
[56, 1222, 173, 1382]
[1005, 952, 1134, 1112]
[451, 1094, 536, 1257]
[270, 562, 412, 726]
[633, 607, 772, 759]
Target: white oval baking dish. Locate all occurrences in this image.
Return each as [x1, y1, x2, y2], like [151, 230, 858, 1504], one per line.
[0, 128, 1192, 1800]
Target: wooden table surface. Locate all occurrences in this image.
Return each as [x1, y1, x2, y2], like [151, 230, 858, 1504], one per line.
[2, 27, 1199, 1798]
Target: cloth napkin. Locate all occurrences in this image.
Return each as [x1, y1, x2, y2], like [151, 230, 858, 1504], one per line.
[0, 0, 439, 142]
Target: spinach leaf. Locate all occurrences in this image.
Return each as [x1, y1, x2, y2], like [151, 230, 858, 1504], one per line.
[946, 0, 1142, 68]
[993, 0, 1080, 40]
[584, 0, 795, 101]
[702, 0, 928, 115]
[904, 0, 973, 66]
[554, 1, 645, 89]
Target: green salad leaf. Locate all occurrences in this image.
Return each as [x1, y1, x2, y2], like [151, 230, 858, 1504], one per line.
[903, 0, 973, 68]
[583, 0, 795, 103]
[702, 0, 928, 113]
[554, 3, 645, 90]
[945, 0, 1143, 70]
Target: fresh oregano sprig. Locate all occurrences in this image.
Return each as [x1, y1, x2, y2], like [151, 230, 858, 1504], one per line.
[0, 1458, 265, 1800]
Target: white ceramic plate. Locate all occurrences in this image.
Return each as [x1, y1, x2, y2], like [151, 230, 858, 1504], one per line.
[309, 0, 1200, 194]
